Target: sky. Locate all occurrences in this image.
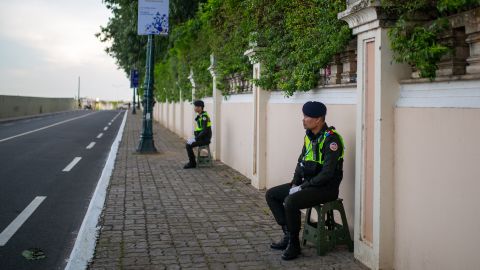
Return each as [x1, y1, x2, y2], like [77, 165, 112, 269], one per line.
[0, 0, 132, 101]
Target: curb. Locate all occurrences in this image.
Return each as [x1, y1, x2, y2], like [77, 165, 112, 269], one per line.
[64, 110, 128, 270]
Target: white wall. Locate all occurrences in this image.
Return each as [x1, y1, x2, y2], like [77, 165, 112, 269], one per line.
[220, 97, 254, 179]
[394, 107, 480, 270]
[183, 101, 194, 139]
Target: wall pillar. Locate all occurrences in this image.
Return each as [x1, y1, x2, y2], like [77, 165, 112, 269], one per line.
[208, 54, 222, 160]
[188, 69, 197, 126]
[245, 47, 269, 190]
[339, 1, 410, 269]
[179, 88, 184, 138]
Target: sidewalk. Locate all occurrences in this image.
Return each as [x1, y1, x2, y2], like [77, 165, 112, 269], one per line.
[88, 113, 367, 270]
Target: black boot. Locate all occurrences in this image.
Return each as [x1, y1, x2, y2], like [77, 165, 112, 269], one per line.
[281, 233, 301, 260]
[270, 225, 289, 250]
[183, 162, 196, 169]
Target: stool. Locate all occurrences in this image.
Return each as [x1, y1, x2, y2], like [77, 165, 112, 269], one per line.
[196, 145, 213, 167]
[302, 199, 354, 256]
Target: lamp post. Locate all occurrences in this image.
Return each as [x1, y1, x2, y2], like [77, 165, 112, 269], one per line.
[131, 68, 139, 114]
[136, 34, 157, 153]
[132, 87, 137, 114]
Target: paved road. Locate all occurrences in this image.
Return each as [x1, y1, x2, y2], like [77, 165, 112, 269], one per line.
[0, 110, 126, 270]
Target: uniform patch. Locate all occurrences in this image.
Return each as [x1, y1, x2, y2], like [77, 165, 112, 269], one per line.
[202, 117, 207, 121]
[329, 142, 338, 151]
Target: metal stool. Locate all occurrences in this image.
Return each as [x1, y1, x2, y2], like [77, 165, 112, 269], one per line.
[302, 199, 354, 256]
[196, 145, 213, 167]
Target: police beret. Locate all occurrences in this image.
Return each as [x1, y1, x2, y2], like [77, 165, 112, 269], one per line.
[302, 101, 327, 118]
[193, 100, 204, 107]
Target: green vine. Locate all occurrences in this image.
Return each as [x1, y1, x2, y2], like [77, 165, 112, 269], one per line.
[153, 0, 352, 99]
[382, 0, 480, 79]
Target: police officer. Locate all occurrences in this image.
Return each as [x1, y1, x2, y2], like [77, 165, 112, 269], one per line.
[265, 101, 345, 260]
[184, 100, 212, 169]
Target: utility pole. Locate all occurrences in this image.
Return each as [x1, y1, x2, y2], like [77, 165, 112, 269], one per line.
[77, 76, 81, 109]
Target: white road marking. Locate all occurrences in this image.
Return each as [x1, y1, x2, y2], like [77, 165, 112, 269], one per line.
[103, 127, 108, 131]
[97, 133, 103, 139]
[0, 196, 47, 246]
[63, 157, 82, 172]
[108, 123, 112, 126]
[86, 142, 96, 149]
[0, 113, 92, 143]
[65, 110, 127, 270]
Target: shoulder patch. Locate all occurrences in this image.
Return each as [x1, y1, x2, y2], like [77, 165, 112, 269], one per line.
[329, 142, 338, 151]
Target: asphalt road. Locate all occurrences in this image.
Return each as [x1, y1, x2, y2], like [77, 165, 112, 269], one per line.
[0, 110, 126, 270]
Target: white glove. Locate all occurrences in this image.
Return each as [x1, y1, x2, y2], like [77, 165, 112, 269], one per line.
[289, 185, 302, 195]
[187, 138, 196, 145]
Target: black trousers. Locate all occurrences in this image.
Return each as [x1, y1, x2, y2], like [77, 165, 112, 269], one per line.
[185, 140, 210, 164]
[265, 183, 338, 234]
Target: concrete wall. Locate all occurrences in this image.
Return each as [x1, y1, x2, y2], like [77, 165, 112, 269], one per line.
[220, 97, 254, 179]
[153, 79, 480, 270]
[0, 95, 77, 119]
[174, 103, 182, 135]
[394, 107, 480, 270]
[153, 90, 357, 235]
[183, 101, 194, 139]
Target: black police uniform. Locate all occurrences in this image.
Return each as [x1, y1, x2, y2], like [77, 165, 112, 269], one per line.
[185, 111, 212, 166]
[265, 123, 344, 259]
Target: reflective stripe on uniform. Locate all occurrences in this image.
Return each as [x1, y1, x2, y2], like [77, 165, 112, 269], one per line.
[195, 111, 212, 131]
[303, 129, 345, 164]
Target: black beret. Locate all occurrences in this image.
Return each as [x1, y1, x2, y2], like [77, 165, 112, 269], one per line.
[193, 100, 204, 107]
[302, 101, 327, 118]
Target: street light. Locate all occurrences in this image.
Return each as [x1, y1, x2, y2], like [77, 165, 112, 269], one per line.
[136, 34, 157, 153]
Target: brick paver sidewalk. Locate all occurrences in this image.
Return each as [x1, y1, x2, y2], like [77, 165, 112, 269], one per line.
[88, 113, 367, 270]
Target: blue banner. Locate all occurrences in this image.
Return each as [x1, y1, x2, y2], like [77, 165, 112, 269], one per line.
[130, 69, 139, 88]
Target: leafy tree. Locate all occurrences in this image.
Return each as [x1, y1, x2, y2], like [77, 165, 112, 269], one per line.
[97, 0, 205, 97]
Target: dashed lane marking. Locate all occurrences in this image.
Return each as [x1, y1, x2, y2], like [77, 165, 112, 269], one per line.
[86, 142, 96, 149]
[62, 157, 82, 172]
[0, 196, 47, 246]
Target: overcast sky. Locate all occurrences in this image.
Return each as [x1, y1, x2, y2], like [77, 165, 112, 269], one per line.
[0, 0, 132, 101]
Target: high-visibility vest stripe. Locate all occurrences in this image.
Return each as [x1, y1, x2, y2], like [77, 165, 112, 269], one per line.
[303, 129, 344, 164]
[195, 112, 212, 132]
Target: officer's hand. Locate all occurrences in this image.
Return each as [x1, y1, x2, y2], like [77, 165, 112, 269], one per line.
[289, 185, 301, 195]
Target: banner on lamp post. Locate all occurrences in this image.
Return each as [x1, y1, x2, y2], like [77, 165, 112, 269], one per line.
[130, 69, 139, 88]
[137, 0, 169, 36]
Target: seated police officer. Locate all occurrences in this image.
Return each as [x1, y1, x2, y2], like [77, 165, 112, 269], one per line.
[183, 100, 212, 169]
[265, 101, 345, 260]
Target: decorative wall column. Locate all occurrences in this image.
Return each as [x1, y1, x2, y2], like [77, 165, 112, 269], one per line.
[208, 54, 222, 160]
[465, 8, 480, 75]
[179, 87, 184, 138]
[244, 47, 269, 189]
[188, 69, 197, 121]
[165, 97, 170, 130]
[339, 1, 410, 269]
[328, 55, 343, 85]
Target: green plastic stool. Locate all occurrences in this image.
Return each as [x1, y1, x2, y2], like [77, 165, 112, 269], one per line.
[196, 145, 213, 167]
[302, 199, 354, 256]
